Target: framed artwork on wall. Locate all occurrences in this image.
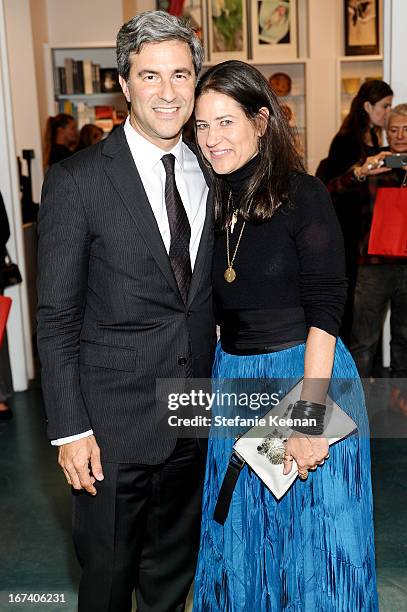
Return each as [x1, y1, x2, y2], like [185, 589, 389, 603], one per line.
[344, 0, 379, 56]
[207, 0, 248, 62]
[156, 0, 206, 46]
[250, 0, 297, 62]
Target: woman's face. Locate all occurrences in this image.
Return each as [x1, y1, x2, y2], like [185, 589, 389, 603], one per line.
[63, 120, 79, 146]
[195, 91, 262, 174]
[365, 95, 393, 127]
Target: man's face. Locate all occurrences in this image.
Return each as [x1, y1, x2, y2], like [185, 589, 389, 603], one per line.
[119, 40, 196, 151]
[387, 114, 407, 154]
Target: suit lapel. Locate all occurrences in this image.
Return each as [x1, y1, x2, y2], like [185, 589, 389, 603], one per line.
[102, 127, 180, 297]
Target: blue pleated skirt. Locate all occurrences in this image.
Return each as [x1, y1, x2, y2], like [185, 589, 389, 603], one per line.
[193, 339, 378, 611]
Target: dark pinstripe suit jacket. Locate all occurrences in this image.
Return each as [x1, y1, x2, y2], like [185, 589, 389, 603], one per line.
[37, 126, 215, 463]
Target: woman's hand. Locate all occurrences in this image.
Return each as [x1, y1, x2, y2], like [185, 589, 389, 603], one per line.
[354, 151, 392, 180]
[283, 432, 329, 480]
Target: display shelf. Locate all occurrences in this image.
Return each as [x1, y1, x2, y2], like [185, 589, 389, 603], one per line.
[44, 43, 127, 131]
[57, 93, 123, 100]
[338, 57, 383, 125]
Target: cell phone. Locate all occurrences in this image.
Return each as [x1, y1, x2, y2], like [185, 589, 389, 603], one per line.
[384, 154, 407, 168]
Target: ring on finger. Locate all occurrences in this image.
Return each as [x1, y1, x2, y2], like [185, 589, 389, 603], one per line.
[298, 470, 308, 480]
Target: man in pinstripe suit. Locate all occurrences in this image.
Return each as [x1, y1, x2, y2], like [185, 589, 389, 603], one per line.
[37, 12, 215, 612]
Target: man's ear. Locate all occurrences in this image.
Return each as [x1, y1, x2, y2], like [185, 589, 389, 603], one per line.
[257, 107, 269, 136]
[119, 75, 130, 103]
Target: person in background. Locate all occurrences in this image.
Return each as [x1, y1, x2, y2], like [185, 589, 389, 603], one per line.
[0, 191, 14, 420]
[43, 113, 78, 167]
[75, 124, 104, 152]
[328, 104, 407, 388]
[323, 80, 393, 344]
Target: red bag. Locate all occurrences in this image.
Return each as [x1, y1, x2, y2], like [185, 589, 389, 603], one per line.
[0, 295, 12, 348]
[368, 187, 407, 257]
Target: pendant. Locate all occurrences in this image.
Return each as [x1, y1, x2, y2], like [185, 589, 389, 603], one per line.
[224, 266, 236, 283]
[230, 211, 238, 234]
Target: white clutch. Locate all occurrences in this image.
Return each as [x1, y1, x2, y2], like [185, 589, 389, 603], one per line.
[233, 380, 357, 500]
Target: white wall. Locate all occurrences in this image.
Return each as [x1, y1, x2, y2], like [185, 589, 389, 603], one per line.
[46, 0, 123, 44]
[384, 0, 407, 105]
[0, 0, 32, 391]
[30, 0, 50, 147]
[4, 0, 43, 202]
[306, 0, 342, 173]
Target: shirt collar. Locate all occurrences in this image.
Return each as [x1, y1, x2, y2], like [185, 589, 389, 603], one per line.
[124, 116, 185, 171]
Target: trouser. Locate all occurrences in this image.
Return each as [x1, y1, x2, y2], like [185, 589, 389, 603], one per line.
[0, 330, 13, 402]
[350, 264, 407, 378]
[72, 437, 206, 612]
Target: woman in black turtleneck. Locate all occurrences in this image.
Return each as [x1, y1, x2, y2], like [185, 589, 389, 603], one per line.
[192, 62, 378, 611]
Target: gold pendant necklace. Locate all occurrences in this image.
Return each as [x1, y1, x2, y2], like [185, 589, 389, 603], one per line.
[224, 192, 247, 283]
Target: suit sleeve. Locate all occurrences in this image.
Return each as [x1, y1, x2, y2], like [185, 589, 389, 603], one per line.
[37, 163, 92, 439]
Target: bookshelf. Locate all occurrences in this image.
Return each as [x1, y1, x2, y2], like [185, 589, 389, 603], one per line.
[44, 43, 128, 132]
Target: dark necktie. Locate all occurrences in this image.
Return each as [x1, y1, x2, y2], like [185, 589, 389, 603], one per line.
[161, 154, 192, 303]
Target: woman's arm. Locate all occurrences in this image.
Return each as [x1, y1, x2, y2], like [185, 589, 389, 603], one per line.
[301, 326, 335, 403]
[283, 327, 333, 477]
[283, 175, 347, 477]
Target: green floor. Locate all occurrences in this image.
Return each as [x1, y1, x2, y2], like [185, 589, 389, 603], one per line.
[0, 383, 406, 611]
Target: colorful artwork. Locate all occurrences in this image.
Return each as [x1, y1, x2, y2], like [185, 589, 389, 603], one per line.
[211, 0, 244, 53]
[258, 0, 291, 45]
[157, 0, 204, 42]
[251, 0, 297, 61]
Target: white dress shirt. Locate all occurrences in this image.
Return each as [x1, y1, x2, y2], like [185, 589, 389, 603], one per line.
[51, 119, 209, 446]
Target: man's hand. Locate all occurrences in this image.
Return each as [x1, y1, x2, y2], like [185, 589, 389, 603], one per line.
[58, 435, 104, 495]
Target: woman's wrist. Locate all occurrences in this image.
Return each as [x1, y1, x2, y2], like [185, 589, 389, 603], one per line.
[290, 400, 326, 435]
[353, 165, 367, 182]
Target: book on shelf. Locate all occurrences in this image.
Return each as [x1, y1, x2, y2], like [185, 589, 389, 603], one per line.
[55, 98, 127, 132]
[83, 60, 93, 95]
[95, 105, 114, 119]
[55, 59, 107, 96]
[64, 58, 74, 95]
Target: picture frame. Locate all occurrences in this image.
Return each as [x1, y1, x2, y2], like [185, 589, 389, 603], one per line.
[156, 0, 206, 48]
[344, 0, 379, 56]
[207, 0, 248, 62]
[250, 0, 297, 62]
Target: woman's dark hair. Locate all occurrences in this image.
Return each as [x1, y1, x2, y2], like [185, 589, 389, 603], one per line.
[339, 79, 393, 154]
[44, 113, 74, 167]
[76, 124, 104, 151]
[195, 61, 305, 231]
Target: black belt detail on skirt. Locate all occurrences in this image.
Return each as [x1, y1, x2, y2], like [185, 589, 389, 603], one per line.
[219, 307, 307, 355]
[213, 452, 246, 525]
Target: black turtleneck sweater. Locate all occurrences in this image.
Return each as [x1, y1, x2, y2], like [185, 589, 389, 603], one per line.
[212, 157, 348, 339]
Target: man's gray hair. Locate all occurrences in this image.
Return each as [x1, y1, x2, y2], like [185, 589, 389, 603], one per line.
[116, 11, 204, 81]
[387, 103, 407, 126]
